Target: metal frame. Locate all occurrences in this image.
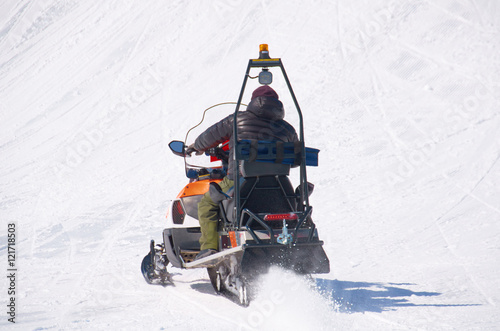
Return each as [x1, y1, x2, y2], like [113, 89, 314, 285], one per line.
[232, 58, 309, 229]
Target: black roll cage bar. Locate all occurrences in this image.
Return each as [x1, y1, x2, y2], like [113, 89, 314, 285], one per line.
[232, 58, 309, 229]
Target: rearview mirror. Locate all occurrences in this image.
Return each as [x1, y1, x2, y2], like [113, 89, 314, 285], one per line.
[169, 140, 186, 157]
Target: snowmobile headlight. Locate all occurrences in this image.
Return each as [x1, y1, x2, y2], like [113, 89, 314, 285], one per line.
[258, 68, 272, 85]
[172, 200, 186, 224]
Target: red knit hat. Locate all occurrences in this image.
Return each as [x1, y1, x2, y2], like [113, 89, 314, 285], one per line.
[251, 86, 279, 100]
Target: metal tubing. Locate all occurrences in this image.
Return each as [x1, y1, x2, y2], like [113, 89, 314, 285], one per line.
[279, 62, 309, 208]
[242, 208, 275, 244]
[233, 58, 309, 228]
[233, 60, 252, 229]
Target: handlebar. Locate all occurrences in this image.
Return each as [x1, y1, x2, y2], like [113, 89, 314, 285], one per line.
[204, 147, 228, 162]
[169, 140, 229, 180]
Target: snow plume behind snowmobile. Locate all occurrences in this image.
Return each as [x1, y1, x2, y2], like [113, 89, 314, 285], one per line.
[142, 44, 330, 306]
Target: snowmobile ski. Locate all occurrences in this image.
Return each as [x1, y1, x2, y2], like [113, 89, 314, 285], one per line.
[141, 240, 172, 286]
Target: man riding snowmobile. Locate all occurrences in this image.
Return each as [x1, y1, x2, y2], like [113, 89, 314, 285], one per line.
[142, 46, 330, 306]
[186, 85, 299, 260]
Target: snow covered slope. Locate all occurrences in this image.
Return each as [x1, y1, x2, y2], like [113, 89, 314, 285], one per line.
[1, 0, 499, 330]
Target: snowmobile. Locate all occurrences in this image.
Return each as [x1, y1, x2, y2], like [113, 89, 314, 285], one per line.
[141, 45, 330, 306]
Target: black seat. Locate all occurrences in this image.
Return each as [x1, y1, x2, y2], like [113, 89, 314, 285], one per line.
[240, 160, 290, 177]
[240, 175, 295, 216]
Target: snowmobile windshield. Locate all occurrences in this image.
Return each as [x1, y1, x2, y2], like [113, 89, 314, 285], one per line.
[182, 102, 244, 177]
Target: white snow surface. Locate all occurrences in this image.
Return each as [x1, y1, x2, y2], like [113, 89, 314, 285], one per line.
[1, 0, 500, 330]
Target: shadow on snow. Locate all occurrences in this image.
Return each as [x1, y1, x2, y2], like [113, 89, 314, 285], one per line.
[315, 278, 480, 313]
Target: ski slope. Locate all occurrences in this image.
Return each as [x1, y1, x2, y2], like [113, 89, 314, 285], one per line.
[1, 0, 499, 329]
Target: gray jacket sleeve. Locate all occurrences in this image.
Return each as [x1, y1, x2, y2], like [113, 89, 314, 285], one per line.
[193, 114, 233, 151]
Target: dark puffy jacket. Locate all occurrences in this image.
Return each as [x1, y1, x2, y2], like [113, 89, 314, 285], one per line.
[194, 96, 298, 179]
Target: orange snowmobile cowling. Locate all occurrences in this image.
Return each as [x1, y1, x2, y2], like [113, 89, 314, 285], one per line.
[176, 179, 222, 198]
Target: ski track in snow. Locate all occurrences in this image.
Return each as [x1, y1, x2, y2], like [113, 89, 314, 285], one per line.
[1, 0, 500, 330]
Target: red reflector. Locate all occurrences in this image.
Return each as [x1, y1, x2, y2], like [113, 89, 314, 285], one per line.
[264, 213, 298, 221]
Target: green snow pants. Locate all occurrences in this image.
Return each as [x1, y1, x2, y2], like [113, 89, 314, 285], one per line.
[198, 177, 234, 251]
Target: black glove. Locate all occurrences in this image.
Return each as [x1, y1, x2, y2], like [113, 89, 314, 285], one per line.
[186, 144, 203, 156]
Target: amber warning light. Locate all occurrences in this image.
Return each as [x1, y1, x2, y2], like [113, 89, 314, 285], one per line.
[259, 44, 270, 59]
